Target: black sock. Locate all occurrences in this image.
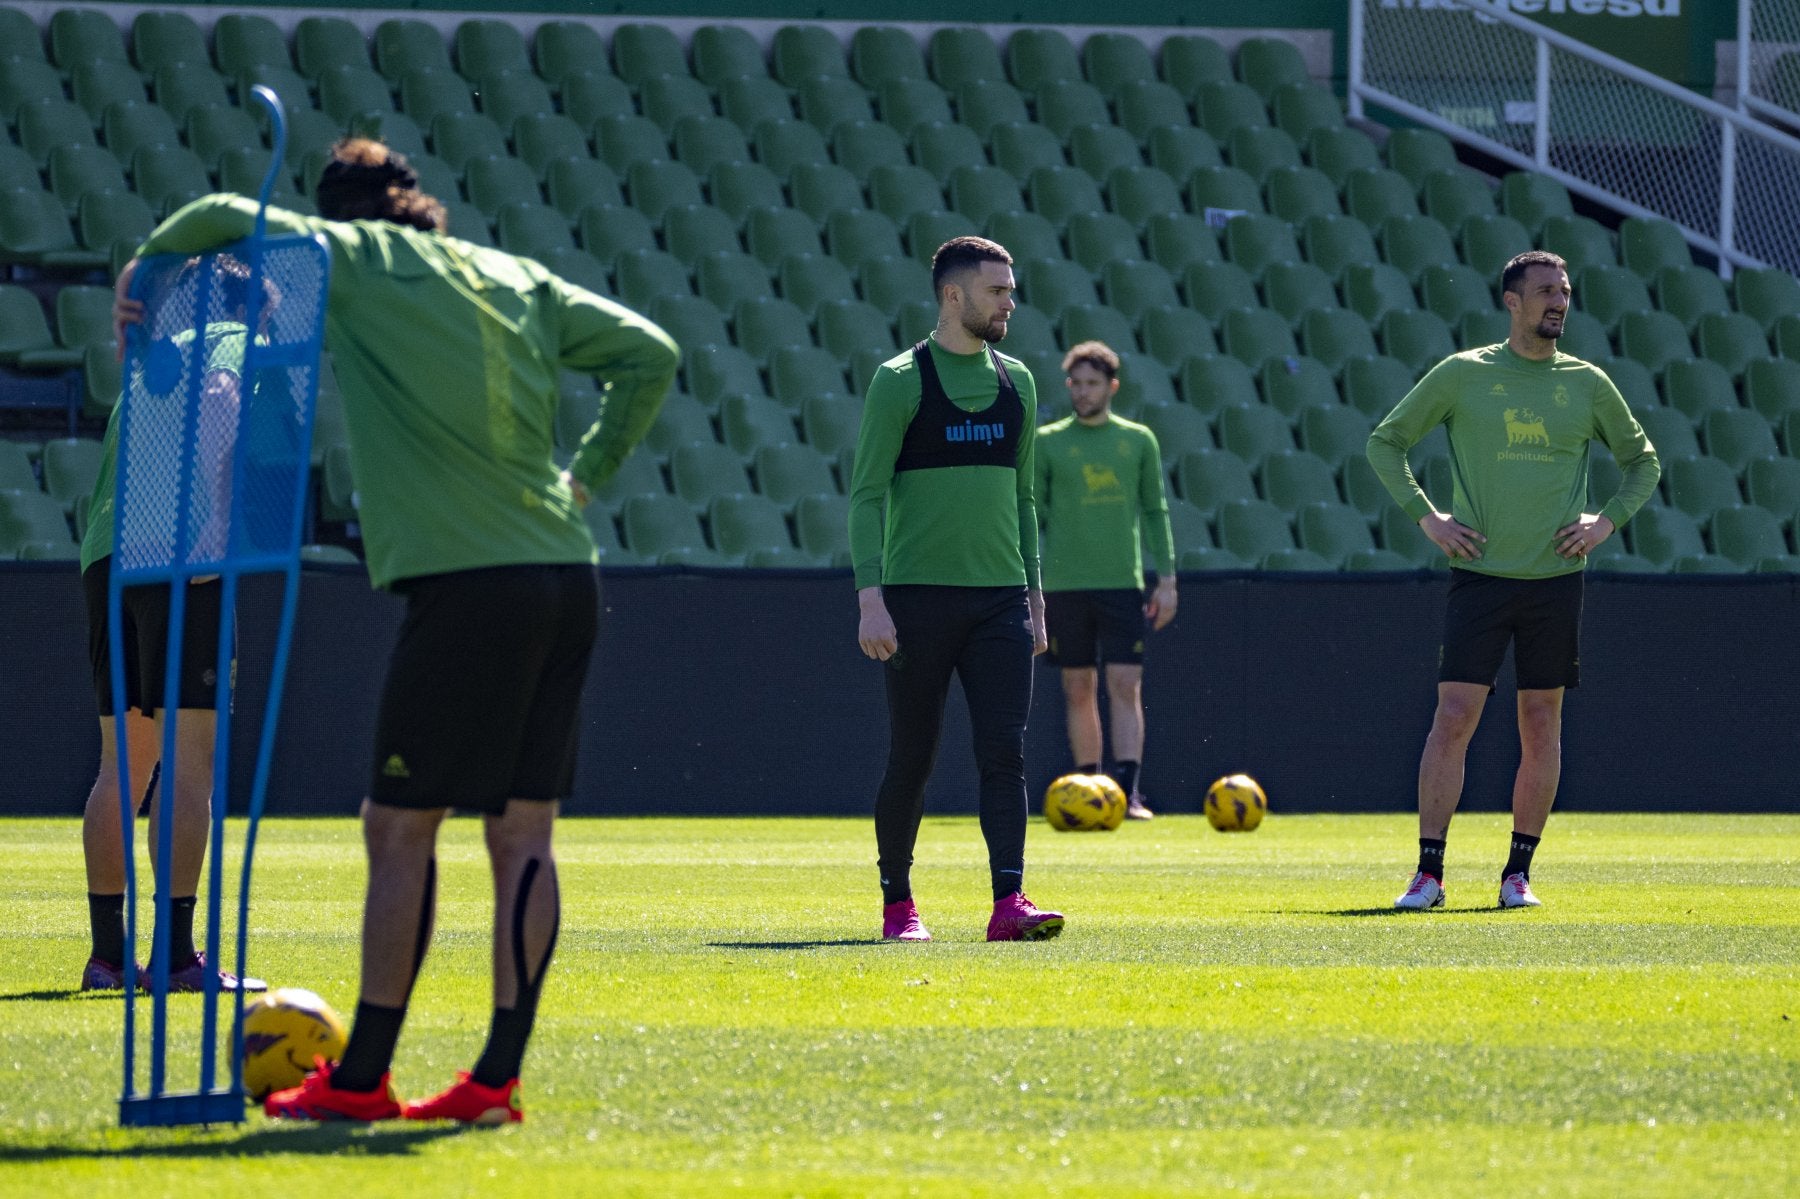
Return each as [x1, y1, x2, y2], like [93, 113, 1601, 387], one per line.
[1111, 760, 1140, 798]
[1503, 832, 1540, 880]
[1417, 838, 1446, 882]
[880, 871, 910, 905]
[992, 868, 1022, 902]
[333, 1002, 407, 1092]
[1076, 761, 1099, 774]
[168, 896, 197, 963]
[89, 893, 126, 966]
[471, 858, 560, 1087]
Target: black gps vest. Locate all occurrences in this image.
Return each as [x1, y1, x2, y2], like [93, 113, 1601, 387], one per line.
[891, 339, 1024, 474]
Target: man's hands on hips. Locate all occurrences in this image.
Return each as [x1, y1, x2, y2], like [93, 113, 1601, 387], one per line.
[1420, 511, 1486, 561]
[1556, 513, 1615, 559]
[1145, 577, 1177, 631]
[858, 586, 897, 660]
[1028, 588, 1047, 656]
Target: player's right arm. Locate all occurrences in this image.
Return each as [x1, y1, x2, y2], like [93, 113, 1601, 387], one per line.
[545, 274, 680, 495]
[1366, 360, 1485, 560]
[1137, 427, 1178, 629]
[848, 363, 914, 659]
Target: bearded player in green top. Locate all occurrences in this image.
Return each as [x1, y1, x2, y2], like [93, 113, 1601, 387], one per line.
[122, 139, 679, 1123]
[1368, 250, 1660, 912]
[1034, 341, 1176, 820]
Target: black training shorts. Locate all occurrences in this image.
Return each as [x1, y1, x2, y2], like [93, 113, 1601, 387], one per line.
[83, 556, 226, 718]
[1439, 567, 1583, 692]
[1044, 588, 1147, 669]
[370, 563, 599, 813]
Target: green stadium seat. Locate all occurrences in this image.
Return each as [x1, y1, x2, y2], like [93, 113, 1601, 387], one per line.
[1177, 448, 1256, 513]
[816, 298, 893, 361]
[0, 488, 75, 552]
[944, 165, 1022, 228]
[1300, 307, 1377, 372]
[1703, 408, 1779, 470]
[1342, 354, 1418, 419]
[613, 247, 691, 310]
[860, 254, 933, 319]
[1304, 126, 1380, 187]
[1744, 357, 1800, 423]
[1298, 402, 1375, 468]
[1382, 127, 1456, 189]
[1589, 356, 1650, 417]
[1260, 355, 1337, 418]
[797, 75, 874, 134]
[1265, 166, 1340, 224]
[868, 163, 944, 226]
[481, 70, 558, 130]
[628, 160, 707, 224]
[612, 23, 689, 88]
[1160, 34, 1230, 100]
[1177, 352, 1260, 417]
[1341, 454, 1391, 519]
[1589, 551, 1660, 573]
[1260, 546, 1334, 571]
[1500, 172, 1574, 237]
[1117, 79, 1193, 143]
[621, 493, 708, 557]
[38, 437, 100, 511]
[129, 146, 209, 217]
[1380, 309, 1456, 374]
[703, 162, 780, 223]
[1344, 167, 1418, 228]
[1460, 310, 1510, 347]
[1224, 214, 1301, 278]
[1377, 504, 1442, 566]
[467, 156, 544, 217]
[931, 26, 1007, 92]
[1062, 305, 1137, 356]
[824, 209, 905, 273]
[642, 393, 716, 456]
[1218, 498, 1296, 560]
[49, 8, 127, 68]
[642, 75, 716, 136]
[768, 347, 849, 412]
[70, 62, 147, 122]
[1576, 264, 1651, 334]
[1236, 36, 1309, 102]
[1460, 213, 1533, 279]
[216, 12, 293, 76]
[1139, 307, 1216, 368]
[1269, 83, 1341, 146]
[576, 202, 653, 265]
[1116, 352, 1179, 411]
[1296, 501, 1376, 566]
[1081, 31, 1155, 99]
[955, 80, 1030, 140]
[294, 15, 370, 79]
[736, 295, 813, 362]
[650, 293, 730, 352]
[800, 392, 862, 456]
[1343, 547, 1414, 571]
[1262, 262, 1337, 327]
[1147, 213, 1221, 277]
[1262, 448, 1340, 509]
[1696, 312, 1770, 378]
[1025, 165, 1101, 227]
[1380, 214, 1458, 284]
[1543, 214, 1617, 275]
[1229, 125, 1302, 183]
[47, 145, 126, 215]
[779, 252, 859, 314]
[455, 18, 530, 81]
[563, 72, 635, 132]
[687, 342, 772, 410]
[1777, 314, 1800, 360]
[1094, 167, 1174, 233]
[1018, 259, 1096, 322]
[131, 10, 208, 73]
[1065, 212, 1142, 275]
[1343, 262, 1418, 325]
[903, 121, 982, 185]
[399, 68, 473, 128]
[316, 64, 394, 127]
[783, 161, 859, 224]
[593, 113, 668, 174]
[718, 76, 792, 131]
[0, 442, 37, 493]
[1006, 28, 1081, 94]
[1628, 505, 1703, 566]
[1194, 80, 1267, 141]
[849, 26, 924, 90]
[1712, 503, 1791, 565]
[1732, 267, 1800, 333]
[496, 201, 576, 261]
[438, 201, 491, 248]
[17, 98, 96, 166]
[795, 492, 851, 558]
[827, 120, 904, 182]
[1149, 126, 1223, 182]
[52, 286, 110, 356]
[181, 103, 264, 173]
[286, 109, 348, 176]
[1653, 265, 1732, 333]
[513, 117, 591, 180]
[0, 188, 104, 271]
[429, 112, 507, 174]
[721, 393, 799, 453]
[1154, 497, 1208, 555]
[748, 118, 825, 181]
[1663, 454, 1742, 524]
[1660, 358, 1739, 424]
[1189, 165, 1264, 218]
[1636, 406, 1700, 460]
[754, 441, 838, 507]
[0, 284, 60, 367]
[990, 122, 1064, 182]
[738, 206, 818, 270]
[1618, 215, 1691, 277]
[534, 22, 608, 88]
[1746, 455, 1800, 520]
[1037, 81, 1113, 143]
[1217, 401, 1295, 467]
[669, 441, 755, 510]
[875, 77, 953, 137]
[1221, 306, 1299, 373]
[1301, 213, 1379, 280]
[994, 306, 1056, 361]
[1421, 168, 1496, 233]
[695, 249, 773, 311]
[772, 26, 847, 89]
[660, 204, 738, 268]
[148, 64, 230, 125]
[1097, 259, 1178, 321]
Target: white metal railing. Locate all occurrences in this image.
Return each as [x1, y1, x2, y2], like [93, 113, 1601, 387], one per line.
[1739, 0, 1800, 127]
[1351, 0, 1800, 278]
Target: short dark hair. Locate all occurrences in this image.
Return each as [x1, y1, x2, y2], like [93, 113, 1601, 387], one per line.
[1501, 250, 1568, 296]
[1061, 340, 1119, 379]
[931, 235, 1012, 299]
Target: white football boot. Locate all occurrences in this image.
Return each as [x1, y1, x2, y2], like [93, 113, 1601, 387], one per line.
[1498, 872, 1543, 908]
[1393, 871, 1445, 910]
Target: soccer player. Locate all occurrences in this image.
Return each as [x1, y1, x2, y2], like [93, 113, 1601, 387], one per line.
[1034, 341, 1177, 819]
[1367, 250, 1660, 911]
[121, 139, 679, 1123]
[850, 235, 1063, 944]
[76, 255, 267, 995]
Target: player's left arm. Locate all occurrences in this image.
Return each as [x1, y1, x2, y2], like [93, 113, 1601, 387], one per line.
[547, 274, 680, 498]
[1558, 372, 1662, 556]
[1138, 427, 1178, 630]
[1014, 367, 1046, 654]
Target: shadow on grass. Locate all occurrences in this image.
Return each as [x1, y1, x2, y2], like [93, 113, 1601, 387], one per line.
[1293, 907, 1513, 918]
[0, 988, 119, 1002]
[0, 1124, 466, 1163]
[708, 938, 886, 949]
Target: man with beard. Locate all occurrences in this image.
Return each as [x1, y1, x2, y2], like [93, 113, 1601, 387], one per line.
[1033, 341, 1175, 819]
[848, 236, 1063, 944]
[1368, 250, 1659, 912]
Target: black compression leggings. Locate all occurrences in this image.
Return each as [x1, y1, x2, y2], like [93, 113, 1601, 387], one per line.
[873, 585, 1034, 903]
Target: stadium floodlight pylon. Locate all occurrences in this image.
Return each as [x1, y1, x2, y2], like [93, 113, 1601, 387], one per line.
[111, 86, 328, 1127]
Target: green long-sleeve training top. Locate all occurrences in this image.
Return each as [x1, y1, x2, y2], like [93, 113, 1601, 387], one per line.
[1033, 413, 1174, 591]
[1366, 343, 1661, 579]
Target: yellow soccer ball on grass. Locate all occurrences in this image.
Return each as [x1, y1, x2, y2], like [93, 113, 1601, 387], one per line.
[241, 987, 348, 1101]
[1204, 773, 1268, 832]
[1044, 773, 1111, 831]
[1090, 774, 1127, 830]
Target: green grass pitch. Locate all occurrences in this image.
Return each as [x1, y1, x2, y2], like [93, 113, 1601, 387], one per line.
[0, 812, 1795, 1197]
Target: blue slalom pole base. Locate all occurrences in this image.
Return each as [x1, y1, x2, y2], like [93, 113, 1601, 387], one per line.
[120, 1087, 246, 1127]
